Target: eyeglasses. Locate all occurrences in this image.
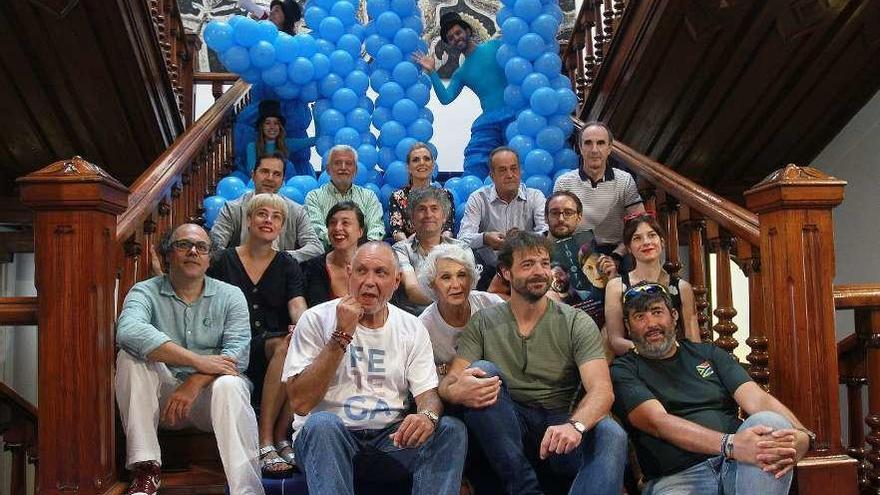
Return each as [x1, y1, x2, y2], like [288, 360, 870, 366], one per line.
[171, 239, 210, 254]
[547, 209, 580, 220]
[622, 283, 669, 305]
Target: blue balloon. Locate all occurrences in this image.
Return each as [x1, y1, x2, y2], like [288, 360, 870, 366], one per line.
[233, 16, 261, 47]
[379, 121, 407, 146]
[319, 16, 345, 42]
[524, 149, 554, 177]
[392, 61, 420, 88]
[203, 195, 227, 228]
[378, 146, 396, 166]
[483, 176, 494, 186]
[314, 98, 331, 116]
[347, 107, 372, 132]
[534, 52, 562, 77]
[543, 3, 564, 23]
[557, 88, 578, 115]
[522, 73, 551, 99]
[358, 96, 375, 112]
[354, 163, 371, 185]
[380, 184, 396, 205]
[329, 50, 356, 75]
[401, 15, 423, 33]
[391, 98, 419, 125]
[261, 62, 288, 86]
[292, 34, 318, 58]
[240, 67, 262, 83]
[330, 1, 357, 26]
[517, 33, 545, 61]
[273, 33, 297, 63]
[548, 114, 574, 137]
[280, 185, 306, 204]
[554, 148, 579, 171]
[444, 177, 464, 204]
[419, 107, 434, 123]
[365, 34, 386, 57]
[367, 0, 390, 17]
[221, 46, 250, 73]
[504, 85, 527, 109]
[517, 110, 547, 137]
[383, 160, 409, 189]
[204, 21, 234, 52]
[496, 6, 513, 26]
[373, 107, 391, 128]
[348, 23, 366, 40]
[362, 132, 378, 146]
[406, 83, 430, 106]
[287, 175, 319, 193]
[289, 57, 315, 84]
[319, 109, 346, 134]
[501, 17, 529, 45]
[505, 57, 532, 85]
[455, 202, 466, 226]
[370, 69, 391, 91]
[305, 6, 327, 29]
[553, 168, 570, 183]
[531, 14, 558, 42]
[530, 87, 559, 116]
[300, 81, 319, 101]
[231, 170, 250, 182]
[365, 182, 382, 199]
[505, 122, 520, 141]
[376, 12, 402, 38]
[256, 20, 278, 42]
[408, 118, 433, 142]
[536, 126, 565, 152]
[395, 137, 419, 161]
[343, 70, 368, 94]
[377, 44, 404, 71]
[391, 0, 415, 16]
[552, 74, 573, 90]
[358, 144, 379, 166]
[332, 88, 358, 113]
[525, 175, 552, 197]
[336, 34, 362, 58]
[459, 175, 484, 201]
[217, 176, 247, 200]
[514, 0, 542, 21]
[311, 53, 330, 79]
[508, 134, 535, 158]
[335, 127, 361, 147]
[496, 42, 516, 67]
[316, 135, 333, 155]
[378, 81, 405, 107]
[319, 73, 344, 97]
[393, 28, 420, 54]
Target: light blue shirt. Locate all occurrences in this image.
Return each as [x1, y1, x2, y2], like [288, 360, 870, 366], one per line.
[116, 275, 251, 379]
[458, 184, 548, 249]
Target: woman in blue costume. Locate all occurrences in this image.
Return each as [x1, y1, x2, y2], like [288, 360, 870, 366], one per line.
[414, 13, 514, 178]
[245, 99, 317, 178]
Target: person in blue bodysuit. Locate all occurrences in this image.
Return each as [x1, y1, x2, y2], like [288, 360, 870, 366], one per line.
[245, 99, 316, 178]
[415, 13, 514, 178]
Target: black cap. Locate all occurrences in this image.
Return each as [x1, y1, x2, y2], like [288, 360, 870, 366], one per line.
[439, 12, 473, 43]
[257, 99, 286, 128]
[270, 0, 303, 34]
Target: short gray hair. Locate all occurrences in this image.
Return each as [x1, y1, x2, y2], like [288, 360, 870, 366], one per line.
[416, 244, 480, 299]
[328, 144, 358, 165]
[407, 187, 452, 222]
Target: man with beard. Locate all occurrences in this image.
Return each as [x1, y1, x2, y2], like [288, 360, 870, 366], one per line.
[611, 282, 813, 494]
[439, 230, 627, 494]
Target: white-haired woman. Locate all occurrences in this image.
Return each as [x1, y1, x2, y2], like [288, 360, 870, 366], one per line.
[207, 193, 307, 478]
[417, 243, 503, 375]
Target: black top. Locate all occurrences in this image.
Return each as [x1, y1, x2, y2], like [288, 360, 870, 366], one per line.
[208, 248, 303, 338]
[300, 253, 335, 308]
[611, 342, 752, 480]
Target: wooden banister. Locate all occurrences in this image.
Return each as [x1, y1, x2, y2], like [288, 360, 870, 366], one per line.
[835, 284, 880, 310]
[0, 297, 38, 326]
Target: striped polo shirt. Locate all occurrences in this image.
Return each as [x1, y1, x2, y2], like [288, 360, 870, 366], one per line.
[553, 165, 642, 245]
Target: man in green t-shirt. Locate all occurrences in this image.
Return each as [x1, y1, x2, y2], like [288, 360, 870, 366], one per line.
[439, 231, 627, 494]
[611, 282, 814, 494]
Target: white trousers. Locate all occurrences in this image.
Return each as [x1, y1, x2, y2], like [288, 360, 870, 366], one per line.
[115, 350, 264, 494]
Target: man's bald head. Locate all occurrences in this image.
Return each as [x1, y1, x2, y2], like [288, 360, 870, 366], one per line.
[348, 241, 401, 314]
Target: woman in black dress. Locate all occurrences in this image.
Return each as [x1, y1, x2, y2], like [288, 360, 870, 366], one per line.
[300, 201, 365, 306]
[208, 193, 307, 477]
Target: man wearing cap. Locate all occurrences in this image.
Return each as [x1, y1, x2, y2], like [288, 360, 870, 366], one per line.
[211, 152, 324, 263]
[611, 281, 814, 494]
[414, 13, 514, 178]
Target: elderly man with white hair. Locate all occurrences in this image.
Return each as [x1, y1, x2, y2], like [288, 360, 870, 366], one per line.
[305, 145, 385, 248]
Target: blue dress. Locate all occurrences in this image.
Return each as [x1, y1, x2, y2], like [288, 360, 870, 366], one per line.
[244, 137, 317, 178]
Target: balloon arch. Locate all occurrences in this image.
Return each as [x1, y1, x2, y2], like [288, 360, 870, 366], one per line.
[201, 0, 579, 230]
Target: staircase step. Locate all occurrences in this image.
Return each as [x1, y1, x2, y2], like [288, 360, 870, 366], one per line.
[158, 463, 227, 494]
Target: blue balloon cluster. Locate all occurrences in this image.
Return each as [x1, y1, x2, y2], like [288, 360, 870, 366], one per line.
[364, 0, 434, 184]
[495, 0, 579, 195]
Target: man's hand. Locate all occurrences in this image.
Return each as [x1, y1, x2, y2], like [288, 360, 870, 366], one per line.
[539, 423, 583, 459]
[191, 354, 238, 376]
[336, 296, 363, 336]
[389, 413, 435, 448]
[731, 425, 778, 466]
[412, 52, 436, 72]
[450, 367, 501, 408]
[161, 381, 201, 426]
[755, 429, 807, 479]
[483, 231, 506, 250]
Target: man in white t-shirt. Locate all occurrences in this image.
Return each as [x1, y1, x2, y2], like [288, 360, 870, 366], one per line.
[282, 242, 467, 495]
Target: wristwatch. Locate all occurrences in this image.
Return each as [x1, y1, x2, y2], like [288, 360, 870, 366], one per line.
[420, 410, 439, 427]
[797, 427, 817, 450]
[568, 419, 587, 435]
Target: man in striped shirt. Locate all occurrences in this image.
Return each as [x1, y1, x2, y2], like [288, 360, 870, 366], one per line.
[554, 122, 645, 267]
[305, 145, 385, 248]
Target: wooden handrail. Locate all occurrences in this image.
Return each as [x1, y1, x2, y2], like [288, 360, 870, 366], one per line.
[835, 284, 880, 310]
[611, 140, 760, 246]
[193, 72, 239, 83]
[117, 79, 249, 241]
[0, 297, 38, 326]
[0, 382, 37, 422]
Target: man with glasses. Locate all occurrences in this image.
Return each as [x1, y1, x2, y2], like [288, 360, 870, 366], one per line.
[611, 281, 814, 494]
[116, 223, 264, 495]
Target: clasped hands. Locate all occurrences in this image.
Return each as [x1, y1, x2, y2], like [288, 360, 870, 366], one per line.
[732, 425, 810, 478]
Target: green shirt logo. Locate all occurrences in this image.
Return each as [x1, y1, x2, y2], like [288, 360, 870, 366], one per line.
[696, 361, 715, 378]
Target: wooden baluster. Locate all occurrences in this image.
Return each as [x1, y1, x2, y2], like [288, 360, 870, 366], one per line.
[5, 439, 26, 495]
[841, 371, 868, 490]
[708, 224, 738, 356]
[861, 308, 880, 492]
[603, 0, 615, 43]
[574, 37, 587, 104]
[171, 183, 183, 227]
[639, 183, 656, 214]
[158, 198, 172, 234]
[661, 195, 681, 277]
[121, 235, 141, 303]
[737, 243, 769, 388]
[143, 217, 158, 280]
[212, 80, 224, 101]
[593, 1, 604, 66]
[682, 212, 710, 341]
[181, 169, 193, 221]
[583, 32, 596, 91]
[613, 0, 627, 19]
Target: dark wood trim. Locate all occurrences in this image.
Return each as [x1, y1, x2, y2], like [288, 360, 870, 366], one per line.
[193, 72, 239, 84]
[0, 296, 38, 326]
[835, 284, 880, 310]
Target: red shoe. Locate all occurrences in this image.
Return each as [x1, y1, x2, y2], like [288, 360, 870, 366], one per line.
[126, 461, 161, 495]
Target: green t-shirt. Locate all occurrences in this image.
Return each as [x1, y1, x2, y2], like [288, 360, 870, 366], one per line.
[456, 299, 606, 411]
[610, 342, 752, 480]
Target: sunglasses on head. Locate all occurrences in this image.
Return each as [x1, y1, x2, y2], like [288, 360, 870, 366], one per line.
[624, 210, 657, 222]
[622, 283, 669, 305]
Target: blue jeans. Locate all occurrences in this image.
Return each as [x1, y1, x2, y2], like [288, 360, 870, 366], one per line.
[643, 411, 794, 494]
[463, 109, 516, 178]
[461, 360, 627, 495]
[293, 411, 467, 495]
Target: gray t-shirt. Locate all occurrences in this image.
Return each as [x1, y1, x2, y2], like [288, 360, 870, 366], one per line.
[456, 299, 605, 411]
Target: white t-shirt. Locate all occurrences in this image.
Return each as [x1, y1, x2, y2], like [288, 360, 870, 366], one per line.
[282, 299, 439, 432]
[418, 291, 504, 365]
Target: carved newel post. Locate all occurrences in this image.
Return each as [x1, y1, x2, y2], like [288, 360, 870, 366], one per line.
[744, 164, 857, 492]
[17, 157, 129, 494]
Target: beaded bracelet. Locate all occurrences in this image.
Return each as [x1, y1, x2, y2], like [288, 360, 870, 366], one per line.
[330, 330, 353, 351]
